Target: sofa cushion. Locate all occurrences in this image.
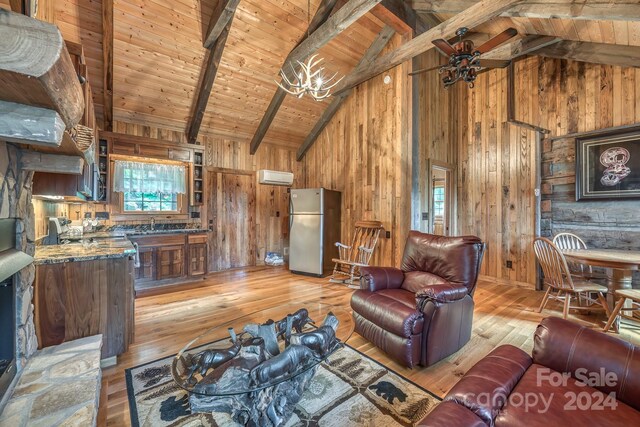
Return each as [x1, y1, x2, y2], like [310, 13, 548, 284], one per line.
[495, 364, 640, 427]
[402, 271, 449, 293]
[533, 316, 640, 411]
[419, 401, 488, 427]
[351, 289, 424, 337]
[400, 231, 484, 293]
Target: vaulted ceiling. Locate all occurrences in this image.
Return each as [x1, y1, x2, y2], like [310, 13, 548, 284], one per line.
[1, 0, 639, 150]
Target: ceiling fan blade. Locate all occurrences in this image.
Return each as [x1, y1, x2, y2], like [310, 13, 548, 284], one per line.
[408, 65, 443, 76]
[432, 39, 456, 56]
[477, 59, 511, 69]
[475, 28, 518, 54]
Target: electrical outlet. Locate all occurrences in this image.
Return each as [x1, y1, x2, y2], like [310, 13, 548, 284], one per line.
[421, 212, 428, 220]
[386, 231, 391, 239]
[506, 260, 513, 269]
[276, 211, 280, 217]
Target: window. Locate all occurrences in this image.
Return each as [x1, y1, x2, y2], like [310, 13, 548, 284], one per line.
[123, 192, 178, 212]
[114, 161, 186, 213]
[433, 186, 445, 217]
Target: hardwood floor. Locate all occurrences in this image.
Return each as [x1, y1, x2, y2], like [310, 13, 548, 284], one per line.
[102, 267, 640, 426]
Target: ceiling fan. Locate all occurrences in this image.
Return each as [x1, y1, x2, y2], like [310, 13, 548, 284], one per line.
[410, 27, 518, 88]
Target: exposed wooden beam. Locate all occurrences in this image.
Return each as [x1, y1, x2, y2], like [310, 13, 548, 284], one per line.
[535, 40, 640, 68]
[187, 18, 235, 144]
[102, 0, 114, 131]
[20, 151, 84, 175]
[250, 0, 382, 154]
[481, 35, 561, 61]
[410, 1, 640, 21]
[371, 0, 432, 34]
[297, 26, 396, 161]
[334, 0, 523, 95]
[506, 1, 640, 21]
[204, 0, 241, 49]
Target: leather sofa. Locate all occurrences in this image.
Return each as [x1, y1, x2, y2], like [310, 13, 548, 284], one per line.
[421, 317, 640, 426]
[350, 231, 485, 368]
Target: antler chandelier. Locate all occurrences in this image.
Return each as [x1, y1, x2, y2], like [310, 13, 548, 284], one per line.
[276, 0, 343, 101]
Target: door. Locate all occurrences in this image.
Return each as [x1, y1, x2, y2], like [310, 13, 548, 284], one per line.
[290, 188, 323, 214]
[135, 247, 155, 282]
[428, 161, 456, 236]
[289, 214, 323, 275]
[157, 245, 185, 280]
[207, 170, 256, 272]
[188, 243, 207, 276]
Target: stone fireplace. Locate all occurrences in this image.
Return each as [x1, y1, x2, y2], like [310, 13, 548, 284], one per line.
[0, 141, 38, 404]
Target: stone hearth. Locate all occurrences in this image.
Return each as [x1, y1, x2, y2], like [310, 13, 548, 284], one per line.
[0, 335, 103, 425]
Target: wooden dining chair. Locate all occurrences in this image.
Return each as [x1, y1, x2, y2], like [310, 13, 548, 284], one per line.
[603, 289, 640, 333]
[533, 237, 610, 320]
[330, 220, 384, 288]
[552, 232, 607, 282]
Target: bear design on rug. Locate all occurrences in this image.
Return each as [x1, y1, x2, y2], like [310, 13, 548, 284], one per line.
[369, 381, 408, 404]
[159, 394, 191, 421]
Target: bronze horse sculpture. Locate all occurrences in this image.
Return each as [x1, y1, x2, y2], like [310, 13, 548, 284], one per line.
[186, 328, 242, 385]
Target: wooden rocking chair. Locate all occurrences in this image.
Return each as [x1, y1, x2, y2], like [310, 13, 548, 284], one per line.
[330, 221, 384, 289]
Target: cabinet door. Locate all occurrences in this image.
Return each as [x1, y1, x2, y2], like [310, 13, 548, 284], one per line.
[135, 247, 156, 283]
[157, 245, 185, 280]
[188, 243, 207, 276]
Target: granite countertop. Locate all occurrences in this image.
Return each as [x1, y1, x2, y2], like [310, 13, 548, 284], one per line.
[34, 239, 137, 265]
[62, 228, 207, 240]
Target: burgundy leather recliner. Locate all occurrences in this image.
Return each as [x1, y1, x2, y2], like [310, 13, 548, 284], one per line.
[350, 231, 485, 368]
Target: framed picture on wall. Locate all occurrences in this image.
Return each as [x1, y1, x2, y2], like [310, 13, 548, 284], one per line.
[576, 128, 640, 201]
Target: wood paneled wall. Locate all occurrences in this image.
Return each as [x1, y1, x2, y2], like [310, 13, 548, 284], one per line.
[412, 49, 464, 232]
[452, 56, 640, 288]
[112, 121, 303, 266]
[203, 137, 304, 265]
[302, 34, 412, 267]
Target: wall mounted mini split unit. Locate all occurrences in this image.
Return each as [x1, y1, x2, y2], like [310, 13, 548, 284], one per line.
[258, 170, 294, 186]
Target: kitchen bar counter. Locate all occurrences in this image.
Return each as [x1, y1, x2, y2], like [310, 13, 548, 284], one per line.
[34, 239, 136, 265]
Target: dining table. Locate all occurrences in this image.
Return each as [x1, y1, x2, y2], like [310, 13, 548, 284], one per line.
[563, 249, 640, 329]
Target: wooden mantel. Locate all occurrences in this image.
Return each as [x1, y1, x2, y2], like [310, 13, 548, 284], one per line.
[0, 9, 84, 129]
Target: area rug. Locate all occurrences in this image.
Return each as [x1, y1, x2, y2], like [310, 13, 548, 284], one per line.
[126, 344, 441, 426]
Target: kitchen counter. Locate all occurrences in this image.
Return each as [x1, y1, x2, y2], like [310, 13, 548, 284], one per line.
[64, 228, 207, 239]
[34, 239, 136, 265]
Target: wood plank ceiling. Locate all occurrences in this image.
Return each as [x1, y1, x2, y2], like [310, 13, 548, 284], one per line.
[1, 0, 639, 149]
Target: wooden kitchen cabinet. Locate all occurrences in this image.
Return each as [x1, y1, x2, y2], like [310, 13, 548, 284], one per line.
[188, 244, 207, 276]
[130, 232, 208, 292]
[135, 246, 155, 283]
[157, 245, 185, 279]
[35, 256, 135, 359]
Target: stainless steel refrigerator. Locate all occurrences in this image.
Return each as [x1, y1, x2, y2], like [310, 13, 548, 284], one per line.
[289, 188, 341, 277]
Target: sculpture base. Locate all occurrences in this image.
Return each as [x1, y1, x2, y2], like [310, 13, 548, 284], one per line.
[189, 366, 317, 426]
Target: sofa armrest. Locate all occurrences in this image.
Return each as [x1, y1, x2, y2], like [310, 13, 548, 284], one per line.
[418, 401, 488, 427]
[415, 283, 468, 311]
[359, 267, 404, 292]
[533, 316, 640, 411]
[444, 345, 532, 425]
